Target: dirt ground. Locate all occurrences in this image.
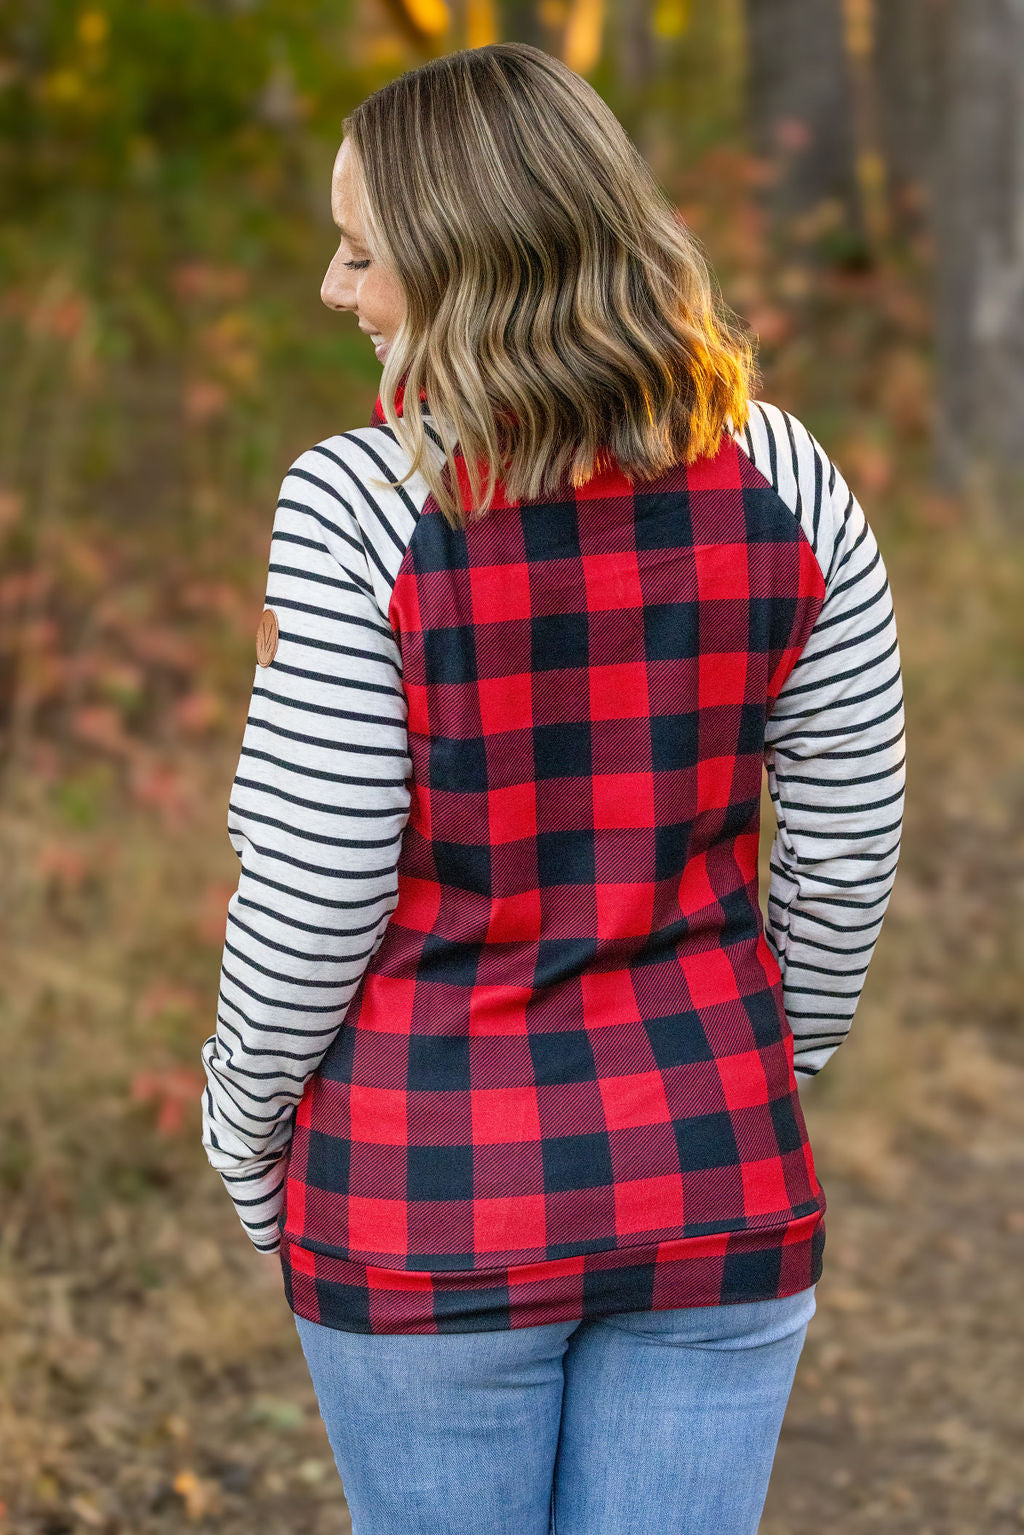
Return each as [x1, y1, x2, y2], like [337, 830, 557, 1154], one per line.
[765, 1030, 1024, 1535]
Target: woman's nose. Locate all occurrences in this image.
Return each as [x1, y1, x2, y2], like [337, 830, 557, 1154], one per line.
[321, 261, 352, 313]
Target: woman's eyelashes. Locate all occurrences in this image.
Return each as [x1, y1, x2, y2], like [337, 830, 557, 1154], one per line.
[344, 258, 371, 270]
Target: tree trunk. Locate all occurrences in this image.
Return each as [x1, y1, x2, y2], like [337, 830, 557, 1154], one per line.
[613, 0, 657, 92]
[607, 0, 660, 160]
[874, 0, 936, 240]
[743, 0, 864, 257]
[931, 0, 1024, 493]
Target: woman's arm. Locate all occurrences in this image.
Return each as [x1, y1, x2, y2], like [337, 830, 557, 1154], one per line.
[199, 447, 411, 1252]
[758, 414, 907, 1083]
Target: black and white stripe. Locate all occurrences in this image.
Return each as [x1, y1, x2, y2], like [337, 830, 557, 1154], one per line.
[200, 425, 443, 1252]
[731, 402, 906, 1083]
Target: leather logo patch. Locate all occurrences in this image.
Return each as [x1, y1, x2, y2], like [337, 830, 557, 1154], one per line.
[256, 607, 279, 667]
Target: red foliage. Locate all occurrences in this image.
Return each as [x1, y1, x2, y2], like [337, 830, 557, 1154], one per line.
[130, 1066, 207, 1137]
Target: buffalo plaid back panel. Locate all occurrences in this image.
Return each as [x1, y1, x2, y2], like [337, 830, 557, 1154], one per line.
[274, 389, 836, 1333]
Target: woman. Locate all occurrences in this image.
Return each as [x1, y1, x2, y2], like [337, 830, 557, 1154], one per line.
[200, 41, 905, 1535]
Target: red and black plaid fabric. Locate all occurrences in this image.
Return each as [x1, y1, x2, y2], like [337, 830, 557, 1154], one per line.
[279, 388, 827, 1333]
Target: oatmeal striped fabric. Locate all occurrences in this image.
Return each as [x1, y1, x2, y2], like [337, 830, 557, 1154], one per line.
[738, 405, 906, 1079]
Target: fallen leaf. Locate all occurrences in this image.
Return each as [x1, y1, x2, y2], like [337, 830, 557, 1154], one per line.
[173, 1468, 221, 1520]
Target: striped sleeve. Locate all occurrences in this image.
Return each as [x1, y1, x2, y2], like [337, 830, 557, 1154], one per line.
[199, 445, 411, 1253]
[746, 404, 907, 1082]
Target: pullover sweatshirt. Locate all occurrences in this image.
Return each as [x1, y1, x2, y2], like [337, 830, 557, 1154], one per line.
[200, 388, 906, 1334]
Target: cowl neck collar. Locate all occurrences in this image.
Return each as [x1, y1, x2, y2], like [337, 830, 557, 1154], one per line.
[370, 376, 431, 425]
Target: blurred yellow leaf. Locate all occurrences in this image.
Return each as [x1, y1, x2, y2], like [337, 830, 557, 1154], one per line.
[204, 310, 253, 349]
[539, 0, 568, 26]
[405, 0, 449, 36]
[653, 0, 689, 39]
[360, 35, 408, 67]
[856, 149, 886, 195]
[564, 0, 604, 75]
[41, 69, 84, 105]
[843, 0, 872, 57]
[77, 10, 109, 46]
[466, 0, 497, 47]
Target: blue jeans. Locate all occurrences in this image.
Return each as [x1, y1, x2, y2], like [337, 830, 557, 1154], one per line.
[293, 1283, 817, 1535]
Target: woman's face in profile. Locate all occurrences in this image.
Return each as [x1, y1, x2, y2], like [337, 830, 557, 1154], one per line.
[322, 137, 406, 364]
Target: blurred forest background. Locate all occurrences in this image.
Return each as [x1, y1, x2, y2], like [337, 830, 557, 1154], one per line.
[0, 1, 1022, 1532]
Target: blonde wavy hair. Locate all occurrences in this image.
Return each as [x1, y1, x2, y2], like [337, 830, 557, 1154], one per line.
[343, 41, 759, 530]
